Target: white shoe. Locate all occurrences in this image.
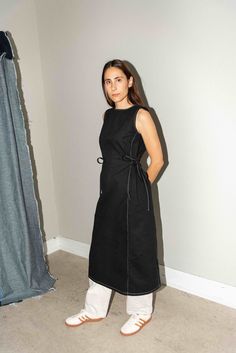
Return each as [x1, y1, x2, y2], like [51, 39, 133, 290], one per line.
[65, 309, 104, 327]
[120, 313, 152, 336]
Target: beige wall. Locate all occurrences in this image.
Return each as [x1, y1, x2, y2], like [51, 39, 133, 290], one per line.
[2, 0, 236, 287]
[1, 0, 59, 239]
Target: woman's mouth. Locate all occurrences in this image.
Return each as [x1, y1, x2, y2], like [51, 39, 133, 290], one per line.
[112, 93, 120, 97]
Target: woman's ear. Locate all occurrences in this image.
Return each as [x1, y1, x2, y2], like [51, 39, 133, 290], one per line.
[128, 76, 133, 88]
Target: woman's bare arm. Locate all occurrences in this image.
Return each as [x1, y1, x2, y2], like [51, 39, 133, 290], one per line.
[136, 108, 164, 184]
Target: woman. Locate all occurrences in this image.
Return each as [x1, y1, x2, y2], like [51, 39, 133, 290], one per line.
[65, 59, 164, 336]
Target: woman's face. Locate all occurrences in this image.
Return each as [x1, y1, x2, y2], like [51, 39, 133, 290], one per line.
[103, 67, 133, 105]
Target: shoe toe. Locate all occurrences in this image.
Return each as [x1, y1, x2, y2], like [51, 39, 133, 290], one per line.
[120, 323, 139, 335]
[65, 309, 104, 327]
[65, 314, 83, 326]
[120, 314, 152, 336]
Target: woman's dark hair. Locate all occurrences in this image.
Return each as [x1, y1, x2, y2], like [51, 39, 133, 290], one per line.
[101, 59, 145, 108]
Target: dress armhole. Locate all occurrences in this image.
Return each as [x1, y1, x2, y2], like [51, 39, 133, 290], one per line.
[103, 109, 110, 121]
[134, 105, 150, 135]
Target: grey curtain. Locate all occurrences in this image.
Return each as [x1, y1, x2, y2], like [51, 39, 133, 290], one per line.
[0, 32, 55, 305]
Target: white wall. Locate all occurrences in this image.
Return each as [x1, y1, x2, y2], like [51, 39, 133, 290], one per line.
[0, 0, 59, 240]
[2, 0, 236, 288]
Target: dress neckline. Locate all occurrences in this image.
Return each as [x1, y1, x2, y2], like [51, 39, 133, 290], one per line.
[113, 104, 138, 111]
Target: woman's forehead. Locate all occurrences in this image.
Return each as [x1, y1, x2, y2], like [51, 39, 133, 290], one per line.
[104, 67, 124, 80]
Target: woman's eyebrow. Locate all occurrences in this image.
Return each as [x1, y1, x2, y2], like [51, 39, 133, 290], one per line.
[105, 76, 123, 81]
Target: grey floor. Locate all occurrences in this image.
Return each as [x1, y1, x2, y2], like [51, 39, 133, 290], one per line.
[1, 250, 236, 353]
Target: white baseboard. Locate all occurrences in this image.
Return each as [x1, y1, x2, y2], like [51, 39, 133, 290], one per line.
[161, 266, 236, 310]
[44, 237, 236, 310]
[44, 237, 60, 254]
[44, 237, 89, 258]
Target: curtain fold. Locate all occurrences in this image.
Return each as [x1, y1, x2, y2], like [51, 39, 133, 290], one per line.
[0, 33, 55, 306]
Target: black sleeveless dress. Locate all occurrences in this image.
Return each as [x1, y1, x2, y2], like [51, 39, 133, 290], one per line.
[88, 104, 161, 295]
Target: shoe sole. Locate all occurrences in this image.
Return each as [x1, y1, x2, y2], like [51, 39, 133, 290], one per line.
[120, 316, 152, 336]
[65, 317, 103, 327]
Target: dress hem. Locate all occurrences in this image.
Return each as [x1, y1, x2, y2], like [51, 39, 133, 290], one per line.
[88, 275, 162, 296]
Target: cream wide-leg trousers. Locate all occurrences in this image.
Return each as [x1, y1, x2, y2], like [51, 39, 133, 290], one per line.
[84, 278, 153, 318]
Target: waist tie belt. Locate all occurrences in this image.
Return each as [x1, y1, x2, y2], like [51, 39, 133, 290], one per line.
[96, 155, 150, 211]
